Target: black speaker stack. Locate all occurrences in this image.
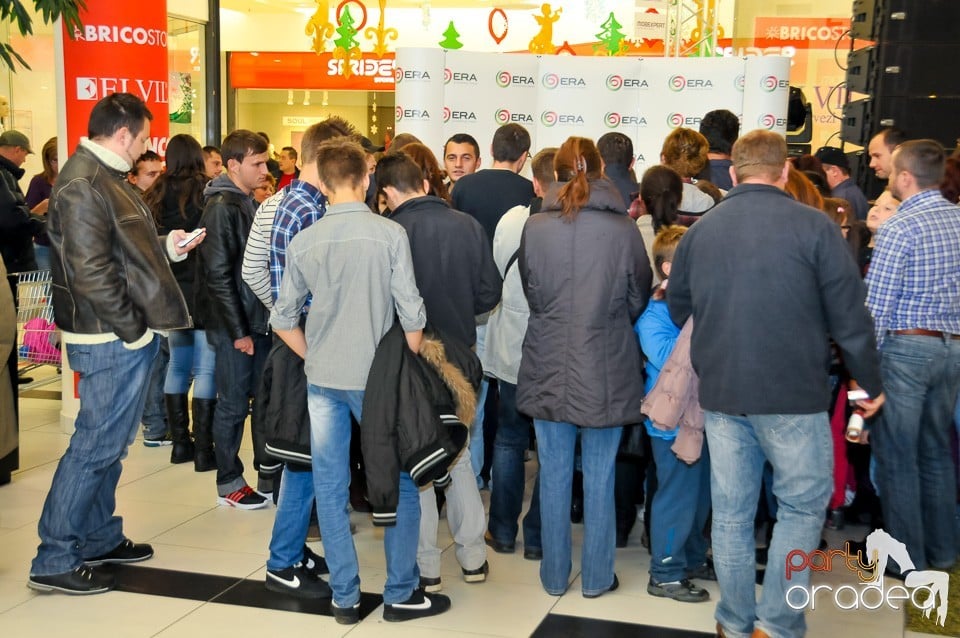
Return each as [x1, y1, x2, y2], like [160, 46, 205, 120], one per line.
[842, 0, 960, 149]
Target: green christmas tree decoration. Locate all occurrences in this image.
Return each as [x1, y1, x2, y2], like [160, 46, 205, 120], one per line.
[334, 5, 361, 51]
[593, 11, 629, 56]
[438, 20, 463, 50]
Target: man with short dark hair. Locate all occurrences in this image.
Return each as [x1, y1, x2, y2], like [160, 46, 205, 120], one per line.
[698, 109, 740, 190]
[271, 138, 448, 624]
[597, 132, 637, 214]
[868, 127, 908, 181]
[29, 93, 200, 595]
[815, 146, 870, 220]
[202, 145, 222, 179]
[376, 152, 501, 591]
[669, 129, 884, 638]
[450, 123, 535, 487]
[127, 150, 162, 192]
[867, 138, 960, 574]
[443, 133, 481, 192]
[197, 129, 271, 510]
[277, 146, 300, 190]
[0, 129, 45, 273]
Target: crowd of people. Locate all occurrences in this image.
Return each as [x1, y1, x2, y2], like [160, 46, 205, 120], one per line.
[2, 91, 959, 638]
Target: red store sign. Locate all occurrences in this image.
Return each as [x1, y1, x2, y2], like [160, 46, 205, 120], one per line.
[230, 51, 396, 91]
[60, 1, 169, 156]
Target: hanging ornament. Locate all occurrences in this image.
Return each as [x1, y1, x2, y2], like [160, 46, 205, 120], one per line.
[336, 0, 368, 31]
[438, 20, 464, 50]
[529, 3, 562, 54]
[364, 0, 398, 57]
[488, 8, 508, 45]
[593, 11, 629, 56]
[305, 0, 335, 54]
[555, 40, 576, 55]
[333, 4, 363, 78]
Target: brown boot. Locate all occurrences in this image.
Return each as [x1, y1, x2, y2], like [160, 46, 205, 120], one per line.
[716, 623, 726, 638]
[751, 630, 771, 638]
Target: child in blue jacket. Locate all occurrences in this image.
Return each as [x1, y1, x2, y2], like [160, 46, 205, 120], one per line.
[635, 225, 713, 603]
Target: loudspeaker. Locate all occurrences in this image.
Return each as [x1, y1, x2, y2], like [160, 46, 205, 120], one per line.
[851, 0, 960, 42]
[847, 43, 960, 96]
[842, 96, 960, 147]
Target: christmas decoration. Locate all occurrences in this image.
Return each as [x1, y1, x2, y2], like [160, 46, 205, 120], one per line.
[333, 4, 362, 78]
[438, 20, 463, 50]
[528, 3, 561, 54]
[336, 0, 368, 31]
[488, 8, 508, 45]
[305, 0, 335, 54]
[555, 40, 577, 55]
[364, 0, 397, 57]
[593, 11, 628, 56]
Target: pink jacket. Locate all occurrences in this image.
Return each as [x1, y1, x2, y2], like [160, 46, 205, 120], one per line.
[640, 318, 705, 463]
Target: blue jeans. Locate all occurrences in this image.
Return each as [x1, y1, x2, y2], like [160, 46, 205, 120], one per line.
[649, 436, 711, 583]
[141, 336, 169, 439]
[873, 334, 960, 571]
[705, 411, 832, 638]
[33, 243, 51, 272]
[164, 329, 217, 399]
[207, 329, 270, 495]
[32, 337, 160, 576]
[488, 380, 541, 550]
[534, 419, 621, 596]
[267, 464, 314, 570]
[308, 385, 420, 607]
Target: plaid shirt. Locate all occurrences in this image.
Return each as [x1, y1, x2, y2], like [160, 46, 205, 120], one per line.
[269, 179, 326, 304]
[866, 189, 960, 346]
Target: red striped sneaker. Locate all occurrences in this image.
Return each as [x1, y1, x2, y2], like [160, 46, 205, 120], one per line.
[217, 486, 269, 510]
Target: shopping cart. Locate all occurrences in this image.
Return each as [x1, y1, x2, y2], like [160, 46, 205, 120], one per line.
[15, 269, 61, 391]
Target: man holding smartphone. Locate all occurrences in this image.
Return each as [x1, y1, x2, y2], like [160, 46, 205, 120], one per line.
[29, 93, 203, 595]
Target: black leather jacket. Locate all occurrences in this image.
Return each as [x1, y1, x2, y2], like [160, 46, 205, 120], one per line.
[47, 144, 190, 341]
[195, 176, 269, 339]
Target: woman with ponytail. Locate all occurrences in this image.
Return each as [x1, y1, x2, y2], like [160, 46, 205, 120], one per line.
[516, 136, 652, 598]
[637, 165, 684, 283]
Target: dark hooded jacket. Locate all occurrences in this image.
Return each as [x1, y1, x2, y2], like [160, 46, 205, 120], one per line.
[0, 154, 43, 273]
[516, 179, 652, 427]
[195, 174, 269, 338]
[361, 323, 480, 526]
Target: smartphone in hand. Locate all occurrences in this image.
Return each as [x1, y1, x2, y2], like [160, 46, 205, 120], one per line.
[177, 228, 206, 248]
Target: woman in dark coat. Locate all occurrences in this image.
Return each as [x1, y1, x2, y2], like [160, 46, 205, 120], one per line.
[516, 136, 652, 597]
[143, 134, 217, 470]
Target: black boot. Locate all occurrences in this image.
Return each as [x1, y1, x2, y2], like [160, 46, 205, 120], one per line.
[166, 394, 194, 464]
[192, 398, 217, 472]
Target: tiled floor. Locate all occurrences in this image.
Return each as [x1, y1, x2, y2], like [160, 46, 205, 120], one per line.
[0, 388, 909, 637]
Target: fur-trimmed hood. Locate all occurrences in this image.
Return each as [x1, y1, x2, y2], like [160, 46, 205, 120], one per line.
[419, 335, 477, 425]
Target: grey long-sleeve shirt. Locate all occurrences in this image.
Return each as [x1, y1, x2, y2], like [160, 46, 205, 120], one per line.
[270, 201, 426, 390]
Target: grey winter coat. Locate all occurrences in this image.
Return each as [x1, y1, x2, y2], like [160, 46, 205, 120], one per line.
[516, 179, 652, 427]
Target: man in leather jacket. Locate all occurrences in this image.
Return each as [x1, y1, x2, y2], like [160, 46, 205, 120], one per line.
[195, 129, 271, 510]
[28, 93, 201, 595]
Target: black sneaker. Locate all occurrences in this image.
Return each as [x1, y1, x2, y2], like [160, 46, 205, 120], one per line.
[383, 589, 451, 622]
[331, 600, 360, 625]
[84, 539, 154, 566]
[265, 563, 332, 599]
[302, 544, 328, 576]
[647, 577, 710, 603]
[524, 546, 543, 561]
[420, 575, 442, 592]
[28, 565, 115, 595]
[143, 436, 172, 448]
[483, 531, 515, 554]
[583, 574, 619, 598]
[462, 560, 489, 583]
[217, 486, 270, 510]
[686, 561, 718, 581]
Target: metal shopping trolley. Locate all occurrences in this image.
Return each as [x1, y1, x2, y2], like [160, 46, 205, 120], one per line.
[15, 269, 61, 391]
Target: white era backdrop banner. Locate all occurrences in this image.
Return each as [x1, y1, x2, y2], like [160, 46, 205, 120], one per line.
[395, 48, 790, 176]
